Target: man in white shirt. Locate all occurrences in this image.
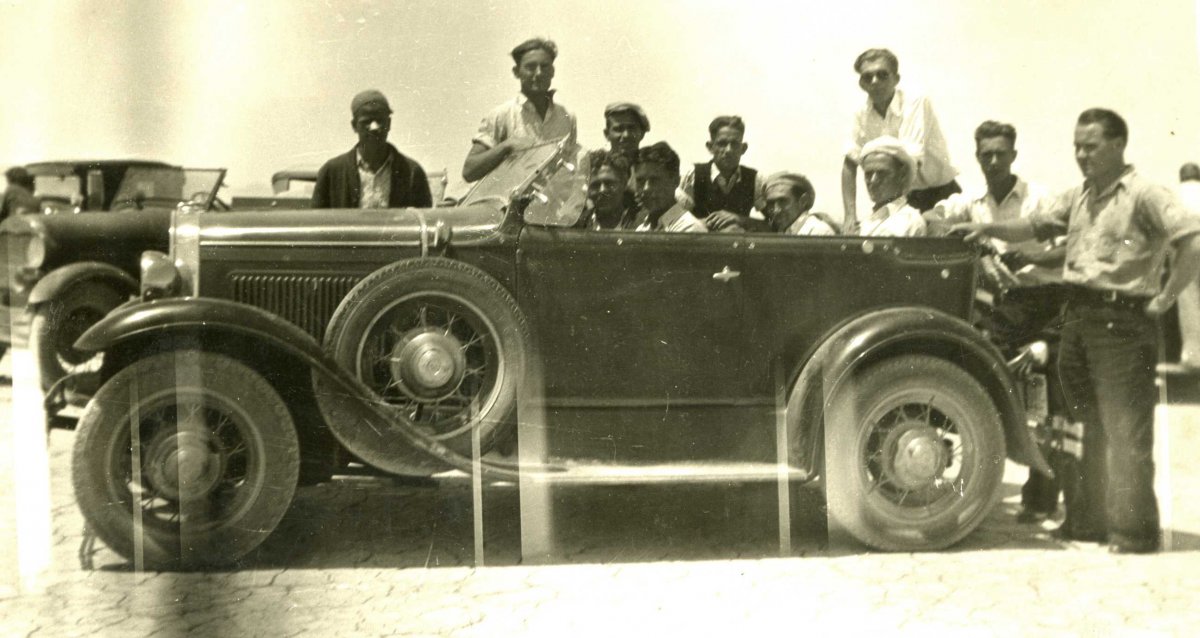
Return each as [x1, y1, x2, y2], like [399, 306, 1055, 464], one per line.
[762, 172, 838, 236]
[842, 48, 959, 233]
[462, 37, 578, 182]
[857, 136, 927, 237]
[631, 142, 707, 233]
[1177, 162, 1200, 368]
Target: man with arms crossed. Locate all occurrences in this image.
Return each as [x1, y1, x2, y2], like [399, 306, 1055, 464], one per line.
[956, 109, 1200, 554]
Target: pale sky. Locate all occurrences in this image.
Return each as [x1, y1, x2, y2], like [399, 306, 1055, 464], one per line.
[3, 0, 1200, 215]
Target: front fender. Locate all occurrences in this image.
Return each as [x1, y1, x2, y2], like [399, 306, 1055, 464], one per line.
[75, 297, 520, 480]
[28, 262, 138, 306]
[788, 305, 1050, 477]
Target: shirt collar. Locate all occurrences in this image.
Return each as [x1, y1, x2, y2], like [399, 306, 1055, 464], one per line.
[866, 89, 904, 118]
[1085, 165, 1136, 200]
[655, 203, 688, 229]
[356, 147, 393, 175]
[980, 176, 1028, 206]
[517, 91, 557, 107]
[712, 162, 741, 186]
[870, 195, 909, 221]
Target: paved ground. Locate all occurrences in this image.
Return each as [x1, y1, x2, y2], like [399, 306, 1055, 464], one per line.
[2, 352, 1200, 637]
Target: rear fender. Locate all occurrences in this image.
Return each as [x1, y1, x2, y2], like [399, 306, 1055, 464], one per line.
[75, 297, 514, 479]
[788, 306, 1050, 477]
[28, 262, 137, 307]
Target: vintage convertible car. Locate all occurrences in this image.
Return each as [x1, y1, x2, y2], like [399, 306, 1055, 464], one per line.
[68, 141, 1049, 568]
[0, 161, 226, 405]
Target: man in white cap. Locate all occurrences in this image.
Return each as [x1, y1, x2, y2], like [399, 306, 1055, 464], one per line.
[312, 89, 432, 209]
[602, 102, 650, 166]
[858, 136, 927, 237]
[762, 172, 838, 236]
[462, 37, 577, 182]
[842, 48, 958, 233]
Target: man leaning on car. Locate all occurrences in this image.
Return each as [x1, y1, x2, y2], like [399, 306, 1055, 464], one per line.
[311, 89, 433, 210]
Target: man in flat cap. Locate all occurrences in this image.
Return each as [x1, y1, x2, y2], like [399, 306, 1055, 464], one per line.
[858, 136, 927, 237]
[631, 142, 706, 233]
[678, 115, 767, 232]
[312, 89, 432, 209]
[762, 172, 838, 236]
[1, 166, 37, 222]
[462, 37, 577, 182]
[602, 102, 649, 166]
[842, 48, 959, 233]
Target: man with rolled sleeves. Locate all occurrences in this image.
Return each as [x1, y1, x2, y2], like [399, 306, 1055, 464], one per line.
[462, 37, 577, 182]
[312, 89, 433, 209]
[956, 108, 1200, 554]
[842, 48, 959, 233]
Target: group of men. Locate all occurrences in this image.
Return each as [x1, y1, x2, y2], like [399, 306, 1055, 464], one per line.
[308, 37, 1200, 555]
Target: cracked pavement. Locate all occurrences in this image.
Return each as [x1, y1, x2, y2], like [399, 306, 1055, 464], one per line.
[3, 352, 1200, 636]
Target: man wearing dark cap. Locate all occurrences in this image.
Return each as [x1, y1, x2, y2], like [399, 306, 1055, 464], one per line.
[462, 37, 577, 182]
[1, 166, 37, 221]
[312, 89, 432, 209]
[630, 142, 706, 233]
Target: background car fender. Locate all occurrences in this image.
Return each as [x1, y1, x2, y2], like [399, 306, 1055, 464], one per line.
[74, 296, 520, 480]
[27, 262, 137, 307]
[787, 305, 1051, 477]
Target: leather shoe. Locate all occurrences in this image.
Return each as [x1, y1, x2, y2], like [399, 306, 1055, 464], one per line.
[1016, 508, 1052, 524]
[1051, 526, 1106, 543]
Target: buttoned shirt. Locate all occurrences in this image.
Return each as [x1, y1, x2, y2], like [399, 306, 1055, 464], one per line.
[356, 149, 393, 209]
[1030, 166, 1200, 296]
[785, 213, 838, 236]
[676, 163, 767, 214]
[473, 93, 577, 150]
[633, 203, 708, 233]
[861, 196, 927, 237]
[847, 89, 957, 191]
[933, 177, 1048, 253]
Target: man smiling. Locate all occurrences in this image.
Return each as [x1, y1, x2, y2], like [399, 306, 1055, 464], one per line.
[462, 37, 577, 182]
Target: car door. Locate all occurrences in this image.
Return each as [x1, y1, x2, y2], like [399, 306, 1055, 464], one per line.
[519, 225, 756, 402]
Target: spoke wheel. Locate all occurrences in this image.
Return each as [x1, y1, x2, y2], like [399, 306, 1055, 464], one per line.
[30, 281, 127, 391]
[316, 257, 528, 475]
[72, 351, 299, 570]
[824, 355, 1005, 551]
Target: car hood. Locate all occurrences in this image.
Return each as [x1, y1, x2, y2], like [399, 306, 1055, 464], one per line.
[1, 209, 171, 271]
[195, 205, 507, 246]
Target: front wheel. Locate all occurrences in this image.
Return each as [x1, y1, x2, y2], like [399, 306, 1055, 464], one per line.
[824, 355, 1006, 551]
[72, 350, 300, 570]
[30, 281, 127, 392]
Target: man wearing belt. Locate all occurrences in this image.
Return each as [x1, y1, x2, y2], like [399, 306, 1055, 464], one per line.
[842, 48, 959, 233]
[956, 108, 1200, 554]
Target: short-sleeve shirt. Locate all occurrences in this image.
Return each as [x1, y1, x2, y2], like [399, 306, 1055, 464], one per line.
[933, 177, 1048, 253]
[472, 93, 577, 150]
[847, 89, 957, 191]
[861, 197, 927, 237]
[1029, 166, 1200, 295]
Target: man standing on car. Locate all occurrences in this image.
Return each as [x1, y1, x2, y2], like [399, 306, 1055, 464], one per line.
[1, 166, 38, 221]
[842, 48, 958, 233]
[857, 137, 926, 237]
[927, 120, 1067, 524]
[462, 37, 578, 182]
[631, 142, 706, 233]
[956, 108, 1200, 554]
[312, 90, 433, 209]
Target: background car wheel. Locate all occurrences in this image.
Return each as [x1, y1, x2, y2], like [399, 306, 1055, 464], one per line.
[72, 350, 300, 570]
[30, 281, 127, 391]
[823, 355, 1005, 551]
[316, 257, 528, 473]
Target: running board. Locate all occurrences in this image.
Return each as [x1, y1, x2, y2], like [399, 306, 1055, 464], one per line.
[434, 460, 815, 486]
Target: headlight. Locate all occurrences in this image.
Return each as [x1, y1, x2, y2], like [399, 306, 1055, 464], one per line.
[24, 233, 46, 269]
[140, 251, 181, 301]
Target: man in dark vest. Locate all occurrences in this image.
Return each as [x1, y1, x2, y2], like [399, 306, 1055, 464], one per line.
[677, 115, 766, 232]
[312, 89, 433, 209]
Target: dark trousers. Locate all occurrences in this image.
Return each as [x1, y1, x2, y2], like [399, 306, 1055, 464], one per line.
[1056, 299, 1160, 545]
[906, 179, 962, 212]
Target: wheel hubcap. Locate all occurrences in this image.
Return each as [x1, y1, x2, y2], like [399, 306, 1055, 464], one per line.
[889, 427, 948, 490]
[144, 429, 224, 501]
[390, 330, 467, 400]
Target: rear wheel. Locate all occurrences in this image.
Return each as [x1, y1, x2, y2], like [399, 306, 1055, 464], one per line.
[824, 355, 1005, 551]
[30, 281, 127, 391]
[72, 350, 299, 570]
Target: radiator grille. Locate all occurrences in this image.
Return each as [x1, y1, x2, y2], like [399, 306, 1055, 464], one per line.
[230, 273, 361, 339]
